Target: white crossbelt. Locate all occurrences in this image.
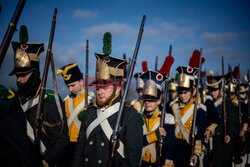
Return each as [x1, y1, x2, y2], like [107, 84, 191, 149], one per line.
[174, 103, 193, 144]
[141, 117, 160, 161]
[20, 95, 47, 153]
[86, 102, 120, 139]
[214, 97, 222, 107]
[99, 114, 125, 158]
[86, 102, 125, 157]
[67, 97, 85, 130]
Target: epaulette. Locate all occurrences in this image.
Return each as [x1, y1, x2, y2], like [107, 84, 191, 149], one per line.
[0, 85, 15, 100]
[78, 105, 93, 121]
[169, 97, 178, 107]
[137, 113, 145, 126]
[204, 95, 213, 102]
[45, 89, 56, 103]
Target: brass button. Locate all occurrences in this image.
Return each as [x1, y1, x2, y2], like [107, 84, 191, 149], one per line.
[89, 141, 93, 145]
[101, 142, 105, 146]
[85, 157, 88, 162]
[98, 160, 102, 164]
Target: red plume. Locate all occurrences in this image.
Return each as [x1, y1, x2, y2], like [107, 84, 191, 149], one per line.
[189, 50, 205, 68]
[158, 55, 174, 76]
[142, 61, 148, 72]
[232, 66, 239, 79]
[202, 71, 206, 78]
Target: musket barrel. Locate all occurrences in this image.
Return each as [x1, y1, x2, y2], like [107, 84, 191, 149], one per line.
[85, 40, 89, 106]
[0, 0, 26, 68]
[34, 8, 57, 165]
[108, 15, 146, 167]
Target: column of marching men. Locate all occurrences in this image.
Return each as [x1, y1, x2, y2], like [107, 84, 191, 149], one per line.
[0, 26, 249, 167]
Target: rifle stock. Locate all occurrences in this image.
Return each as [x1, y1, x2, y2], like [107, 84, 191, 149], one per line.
[34, 8, 57, 165]
[0, 0, 26, 68]
[189, 48, 203, 166]
[107, 15, 146, 167]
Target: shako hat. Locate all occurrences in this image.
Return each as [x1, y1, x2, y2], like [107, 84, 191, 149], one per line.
[56, 63, 83, 84]
[9, 25, 44, 76]
[140, 70, 167, 101]
[176, 66, 199, 92]
[91, 32, 127, 86]
[206, 70, 223, 91]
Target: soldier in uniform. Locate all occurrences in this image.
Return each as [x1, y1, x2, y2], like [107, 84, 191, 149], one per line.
[56, 63, 95, 166]
[239, 83, 249, 166]
[206, 73, 238, 167]
[168, 78, 178, 103]
[169, 66, 207, 167]
[130, 72, 144, 113]
[139, 70, 175, 167]
[9, 36, 69, 166]
[0, 85, 39, 167]
[71, 32, 143, 167]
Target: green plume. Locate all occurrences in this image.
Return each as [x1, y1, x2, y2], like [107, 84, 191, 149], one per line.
[19, 25, 28, 43]
[102, 32, 112, 55]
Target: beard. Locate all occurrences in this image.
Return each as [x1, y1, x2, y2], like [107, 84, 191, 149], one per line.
[17, 71, 40, 98]
[96, 97, 109, 107]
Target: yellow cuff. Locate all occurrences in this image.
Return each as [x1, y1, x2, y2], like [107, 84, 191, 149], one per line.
[164, 159, 173, 167]
[243, 123, 248, 131]
[206, 123, 218, 135]
[194, 140, 202, 156]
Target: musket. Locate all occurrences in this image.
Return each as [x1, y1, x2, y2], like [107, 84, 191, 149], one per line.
[34, 8, 57, 166]
[237, 64, 242, 125]
[200, 50, 204, 104]
[155, 55, 158, 71]
[0, 0, 26, 68]
[222, 56, 227, 138]
[107, 15, 146, 167]
[189, 48, 203, 166]
[156, 45, 172, 166]
[85, 40, 89, 107]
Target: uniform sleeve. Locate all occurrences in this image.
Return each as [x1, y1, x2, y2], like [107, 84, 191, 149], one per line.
[42, 99, 70, 166]
[71, 112, 88, 167]
[205, 99, 220, 134]
[226, 100, 240, 137]
[162, 123, 175, 166]
[120, 108, 143, 167]
[194, 109, 207, 156]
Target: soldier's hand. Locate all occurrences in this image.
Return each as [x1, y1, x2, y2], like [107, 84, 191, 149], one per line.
[239, 130, 245, 137]
[224, 135, 231, 143]
[189, 154, 198, 167]
[204, 130, 210, 143]
[159, 127, 166, 137]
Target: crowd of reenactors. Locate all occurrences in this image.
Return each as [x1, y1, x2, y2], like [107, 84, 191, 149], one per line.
[0, 6, 249, 167]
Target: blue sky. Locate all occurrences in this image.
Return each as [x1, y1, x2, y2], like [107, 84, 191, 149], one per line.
[0, 0, 249, 97]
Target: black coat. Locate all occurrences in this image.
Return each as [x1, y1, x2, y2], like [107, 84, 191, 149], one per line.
[21, 90, 69, 167]
[0, 87, 39, 167]
[211, 98, 239, 167]
[71, 97, 143, 167]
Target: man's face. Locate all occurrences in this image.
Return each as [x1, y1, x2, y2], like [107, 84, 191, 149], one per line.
[209, 89, 220, 100]
[16, 72, 32, 87]
[170, 91, 178, 100]
[137, 89, 143, 99]
[144, 99, 161, 112]
[96, 84, 121, 106]
[179, 91, 193, 104]
[67, 79, 83, 95]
